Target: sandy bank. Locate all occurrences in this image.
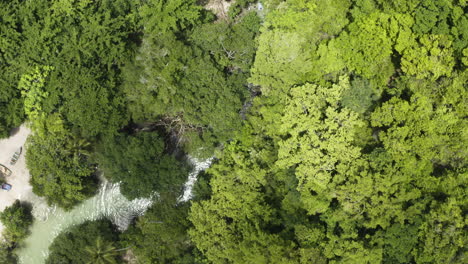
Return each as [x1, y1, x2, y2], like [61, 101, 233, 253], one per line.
[0, 125, 38, 236]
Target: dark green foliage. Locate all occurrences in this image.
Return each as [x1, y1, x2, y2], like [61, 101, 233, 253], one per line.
[84, 236, 119, 264]
[124, 2, 260, 157]
[18, 65, 99, 210]
[0, 242, 17, 264]
[227, 0, 257, 19]
[125, 32, 247, 155]
[383, 222, 420, 264]
[7, 0, 141, 210]
[412, 0, 452, 35]
[26, 130, 97, 210]
[0, 200, 33, 243]
[0, 0, 139, 140]
[122, 194, 198, 264]
[341, 77, 380, 114]
[190, 12, 261, 72]
[46, 219, 121, 264]
[15, 0, 138, 139]
[95, 132, 189, 200]
[140, 0, 204, 33]
[191, 171, 212, 201]
[0, 1, 26, 138]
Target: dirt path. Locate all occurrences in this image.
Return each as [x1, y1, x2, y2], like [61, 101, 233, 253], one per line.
[0, 124, 37, 236]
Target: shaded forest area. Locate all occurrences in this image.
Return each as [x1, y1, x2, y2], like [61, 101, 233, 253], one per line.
[0, 0, 466, 263]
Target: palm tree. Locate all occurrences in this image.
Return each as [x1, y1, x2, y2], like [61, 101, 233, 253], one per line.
[63, 134, 92, 165]
[84, 236, 119, 264]
[65, 134, 92, 157]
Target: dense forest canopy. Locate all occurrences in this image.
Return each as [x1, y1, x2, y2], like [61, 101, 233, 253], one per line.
[189, 0, 467, 263]
[0, 0, 466, 263]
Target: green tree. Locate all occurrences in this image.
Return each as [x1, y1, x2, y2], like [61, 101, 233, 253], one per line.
[46, 219, 121, 264]
[190, 12, 260, 72]
[189, 139, 299, 264]
[0, 241, 17, 264]
[12, 0, 138, 139]
[26, 127, 97, 210]
[276, 77, 366, 214]
[0, 0, 26, 138]
[17, 66, 53, 133]
[0, 200, 33, 243]
[139, 0, 203, 33]
[123, 194, 198, 264]
[95, 132, 188, 200]
[84, 237, 118, 264]
[341, 77, 380, 114]
[398, 34, 455, 80]
[16, 0, 141, 209]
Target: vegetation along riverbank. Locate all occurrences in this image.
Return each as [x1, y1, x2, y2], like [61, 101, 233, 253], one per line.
[0, 0, 466, 263]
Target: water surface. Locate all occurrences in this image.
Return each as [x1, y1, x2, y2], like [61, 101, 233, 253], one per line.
[17, 156, 213, 263]
[17, 181, 153, 264]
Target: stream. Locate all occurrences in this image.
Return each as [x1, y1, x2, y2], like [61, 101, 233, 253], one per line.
[17, 181, 153, 264]
[16, 156, 213, 264]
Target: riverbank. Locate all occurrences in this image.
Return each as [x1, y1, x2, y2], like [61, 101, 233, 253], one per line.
[0, 125, 37, 237]
[0, 125, 211, 263]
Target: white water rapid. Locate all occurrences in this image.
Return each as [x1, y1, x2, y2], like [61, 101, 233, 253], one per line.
[17, 156, 214, 263]
[17, 181, 153, 264]
[179, 156, 214, 202]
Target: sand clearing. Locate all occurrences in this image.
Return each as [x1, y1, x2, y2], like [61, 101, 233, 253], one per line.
[204, 0, 233, 20]
[0, 124, 36, 236]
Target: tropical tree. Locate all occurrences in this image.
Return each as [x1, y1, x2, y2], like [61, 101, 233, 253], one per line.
[84, 236, 118, 264]
[0, 200, 33, 243]
[47, 220, 120, 264]
[95, 131, 189, 200]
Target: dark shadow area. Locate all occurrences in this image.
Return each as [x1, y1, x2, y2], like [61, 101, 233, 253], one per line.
[9, 126, 20, 137]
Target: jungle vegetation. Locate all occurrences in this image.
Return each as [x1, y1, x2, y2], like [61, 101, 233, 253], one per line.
[0, 200, 33, 263]
[0, 0, 466, 263]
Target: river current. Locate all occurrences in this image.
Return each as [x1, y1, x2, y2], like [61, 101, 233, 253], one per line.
[17, 156, 213, 263]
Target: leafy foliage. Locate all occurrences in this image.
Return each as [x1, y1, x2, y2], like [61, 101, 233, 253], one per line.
[46, 219, 121, 264]
[0, 0, 26, 138]
[0, 241, 17, 264]
[0, 200, 33, 243]
[122, 194, 199, 264]
[341, 77, 380, 114]
[12, 0, 140, 210]
[95, 132, 189, 200]
[26, 129, 97, 210]
[84, 237, 119, 264]
[11, 0, 138, 138]
[124, 1, 260, 156]
[189, 1, 468, 263]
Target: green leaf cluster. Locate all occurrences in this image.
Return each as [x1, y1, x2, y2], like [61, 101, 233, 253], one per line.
[122, 194, 199, 264]
[0, 200, 33, 244]
[0, 1, 27, 138]
[26, 127, 97, 210]
[46, 219, 121, 264]
[95, 132, 189, 200]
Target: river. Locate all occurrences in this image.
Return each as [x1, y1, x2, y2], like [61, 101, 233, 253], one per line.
[16, 156, 213, 264]
[17, 181, 153, 264]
